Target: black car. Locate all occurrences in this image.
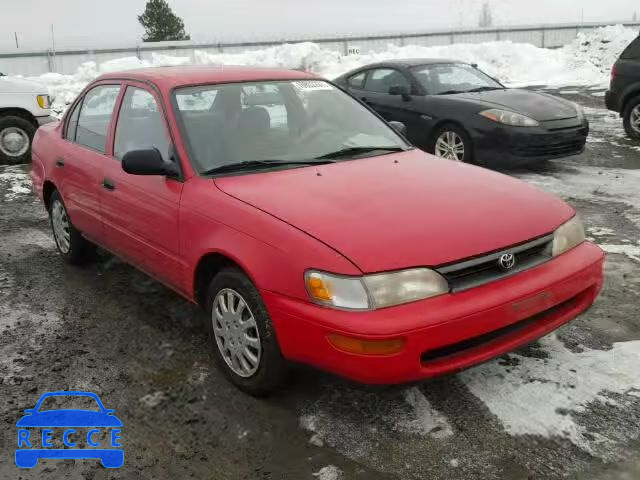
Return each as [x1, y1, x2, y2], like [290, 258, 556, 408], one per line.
[605, 34, 640, 139]
[335, 59, 589, 167]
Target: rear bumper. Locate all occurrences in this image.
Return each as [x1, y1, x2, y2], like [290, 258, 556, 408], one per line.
[265, 242, 604, 384]
[605, 90, 620, 113]
[472, 119, 589, 167]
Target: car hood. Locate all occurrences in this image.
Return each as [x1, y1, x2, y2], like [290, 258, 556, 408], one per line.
[453, 88, 578, 121]
[214, 150, 573, 273]
[16, 410, 123, 427]
[0, 75, 47, 94]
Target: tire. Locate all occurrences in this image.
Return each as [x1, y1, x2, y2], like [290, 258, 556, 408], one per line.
[622, 95, 640, 140]
[205, 267, 287, 396]
[0, 115, 36, 165]
[48, 190, 95, 265]
[429, 123, 474, 163]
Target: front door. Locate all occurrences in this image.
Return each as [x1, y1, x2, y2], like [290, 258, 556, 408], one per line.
[99, 83, 187, 293]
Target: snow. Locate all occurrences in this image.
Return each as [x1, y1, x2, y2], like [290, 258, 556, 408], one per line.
[460, 334, 640, 459]
[23, 25, 637, 117]
[312, 465, 343, 480]
[396, 387, 453, 439]
[599, 243, 640, 263]
[0, 167, 32, 200]
[139, 391, 167, 408]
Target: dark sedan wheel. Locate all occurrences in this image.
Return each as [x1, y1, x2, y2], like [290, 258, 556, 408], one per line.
[431, 124, 473, 162]
[623, 96, 640, 140]
[205, 267, 287, 396]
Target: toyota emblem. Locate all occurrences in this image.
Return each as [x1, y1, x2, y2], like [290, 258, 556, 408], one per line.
[498, 253, 516, 271]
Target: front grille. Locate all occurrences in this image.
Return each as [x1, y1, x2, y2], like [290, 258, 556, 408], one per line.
[420, 294, 579, 364]
[436, 234, 553, 292]
[512, 140, 584, 158]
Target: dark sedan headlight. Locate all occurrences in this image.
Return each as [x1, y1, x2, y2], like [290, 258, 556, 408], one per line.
[479, 109, 539, 127]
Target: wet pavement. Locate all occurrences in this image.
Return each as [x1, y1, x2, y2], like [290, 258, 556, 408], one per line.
[1, 88, 639, 479]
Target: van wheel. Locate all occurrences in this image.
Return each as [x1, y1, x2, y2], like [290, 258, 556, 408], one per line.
[623, 96, 640, 140]
[0, 116, 36, 165]
[49, 190, 95, 265]
[205, 268, 287, 396]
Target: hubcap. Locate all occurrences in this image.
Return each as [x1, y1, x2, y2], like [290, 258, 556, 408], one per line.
[435, 131, 465, 161]
[212, 289, 261, 378]
[51, 200, 71, 254]
[0, 127, 29, 158]
[631, 105, 640, 134]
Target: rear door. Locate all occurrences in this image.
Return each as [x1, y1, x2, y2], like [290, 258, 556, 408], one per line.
[617, 36, 640, 86]
[56, 83, 122, 242]
[99, 82, 187, 293]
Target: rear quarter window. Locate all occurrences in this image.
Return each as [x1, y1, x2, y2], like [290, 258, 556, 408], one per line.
[621, 36, 640, 60]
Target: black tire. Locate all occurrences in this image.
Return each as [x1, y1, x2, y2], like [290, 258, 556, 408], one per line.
[205, 267, 287, 396]
[0, 115, 37, 165]
[622, 95, 640, 140]
[429, 123, 474, 163]
[48, 190, 95, 265]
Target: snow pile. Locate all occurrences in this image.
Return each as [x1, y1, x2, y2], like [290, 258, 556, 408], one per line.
[461, 334, 640, 458]
[25, 25, 637, 116]
[312, 465, 343, 480]
[0, 166, 32, 201]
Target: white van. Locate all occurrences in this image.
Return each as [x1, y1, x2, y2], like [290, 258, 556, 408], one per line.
[0, 73, 54, 164]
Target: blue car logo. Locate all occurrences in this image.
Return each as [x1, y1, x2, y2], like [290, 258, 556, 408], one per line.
[15, 391, 123, 468]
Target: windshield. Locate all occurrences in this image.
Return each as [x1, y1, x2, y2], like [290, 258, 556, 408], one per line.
[411, 63, 503, 95]
[172, 80, 408, 174]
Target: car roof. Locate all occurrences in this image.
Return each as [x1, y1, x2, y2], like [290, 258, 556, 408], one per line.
[355, 58, 464, 70]
[96, 65, 318, 90]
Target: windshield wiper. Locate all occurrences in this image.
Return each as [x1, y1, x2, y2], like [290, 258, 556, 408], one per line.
[202, 159, 335, 176]
[315, 146, 405, 160]
[436, 90, 464, 95]
[467, 86, 503, 93]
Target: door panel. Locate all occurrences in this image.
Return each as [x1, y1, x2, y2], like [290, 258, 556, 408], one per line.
[100, 84, 187, 292]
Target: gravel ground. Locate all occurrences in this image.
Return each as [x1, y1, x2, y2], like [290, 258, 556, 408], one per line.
[0, 88, 639, 480]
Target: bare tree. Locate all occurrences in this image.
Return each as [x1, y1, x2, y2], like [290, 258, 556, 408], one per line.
[479, 2, 493, 28]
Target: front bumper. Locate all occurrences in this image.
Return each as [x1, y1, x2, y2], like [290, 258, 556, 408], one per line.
[35, 115, 57, 126]
[472, 118, 589, 167]
[265, 242, 604, 384]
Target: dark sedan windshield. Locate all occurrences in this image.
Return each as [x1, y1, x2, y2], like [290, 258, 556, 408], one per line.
[412, 63, 503, 95]
[172, 80, 409, 174]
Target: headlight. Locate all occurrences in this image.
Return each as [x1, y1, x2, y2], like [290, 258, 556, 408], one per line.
[305, 268, 449, 310]
[37, 94, 51, 109]
[479, 108, 539, 127]
[552, 216, 585, 257]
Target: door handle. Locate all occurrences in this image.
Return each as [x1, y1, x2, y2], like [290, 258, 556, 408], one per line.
[102, 178, 116, 191]
[55, 158, 65, 167]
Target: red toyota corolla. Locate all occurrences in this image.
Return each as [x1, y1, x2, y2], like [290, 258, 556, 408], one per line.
[31, 66, 604, 395]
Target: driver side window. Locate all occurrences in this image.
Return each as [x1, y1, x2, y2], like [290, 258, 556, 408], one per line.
[364, 68, 411, 94]
[114, 87, 170, 161]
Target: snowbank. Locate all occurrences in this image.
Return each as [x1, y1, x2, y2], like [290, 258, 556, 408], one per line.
[28, 25, 637, 116]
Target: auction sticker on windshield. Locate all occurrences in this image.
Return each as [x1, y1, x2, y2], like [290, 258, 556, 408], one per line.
[292, 80, 333, 91]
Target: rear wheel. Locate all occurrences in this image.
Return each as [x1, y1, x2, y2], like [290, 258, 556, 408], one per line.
[49, 190, 95, 265]
[205, 267, 287, 396]
[0, 116, 36, 165]
[430, 124, 473, 163]
[623, 96, 640, 140]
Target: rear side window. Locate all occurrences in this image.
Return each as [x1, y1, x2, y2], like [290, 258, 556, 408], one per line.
[114, 87, 170, 160]
[621, 37, 640, 60]
[75, 85, 121, 153]
[364, 68, 411, 94]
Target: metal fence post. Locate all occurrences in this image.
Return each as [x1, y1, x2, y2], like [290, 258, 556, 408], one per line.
[46, 49, 54, 72]
[342, 40, 348, 56]
[541, 28, 546, 48]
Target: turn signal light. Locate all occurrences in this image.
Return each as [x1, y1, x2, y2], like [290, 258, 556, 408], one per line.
[327, 334, 405, 355]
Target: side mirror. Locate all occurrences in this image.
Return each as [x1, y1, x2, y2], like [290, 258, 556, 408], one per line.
[122, 148, 178, 177]
[389, 121, 407, 136]
[388, 85, 411, 101]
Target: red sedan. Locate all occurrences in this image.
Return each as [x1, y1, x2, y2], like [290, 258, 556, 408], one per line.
[30, 66, 604, 395]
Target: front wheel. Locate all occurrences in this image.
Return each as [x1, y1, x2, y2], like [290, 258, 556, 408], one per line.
[430, 124, 473, 163]
[0, 116, 36, 165]
[623, 96, 640, 140]
[205, 268, 288, 396]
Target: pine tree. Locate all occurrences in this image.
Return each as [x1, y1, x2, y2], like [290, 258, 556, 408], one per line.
[478, 2, 493, 28]
[138, 0, 190, 42]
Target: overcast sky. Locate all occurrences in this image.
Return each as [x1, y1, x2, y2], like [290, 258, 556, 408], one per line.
[0, 0, 637, 52]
